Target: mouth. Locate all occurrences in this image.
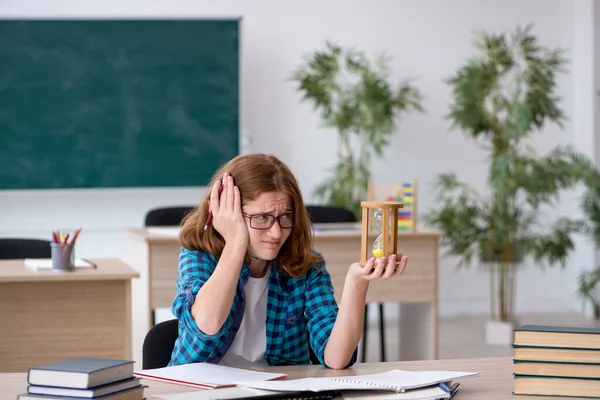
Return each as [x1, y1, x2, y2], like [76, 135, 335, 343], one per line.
[263, 241, 280, 249]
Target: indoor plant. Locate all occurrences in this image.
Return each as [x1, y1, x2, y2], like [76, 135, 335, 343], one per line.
[423, 25, 596, 344]
[290, 41, 423, 218]
[577, 184, 600, 320]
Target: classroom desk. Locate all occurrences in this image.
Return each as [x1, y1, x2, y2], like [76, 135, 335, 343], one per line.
[0, 258, 139, 373]
[125, 224, 443, 366]
[0, 356, 559, 400]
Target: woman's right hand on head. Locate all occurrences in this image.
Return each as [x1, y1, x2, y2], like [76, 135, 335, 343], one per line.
[210, 172, 249, 247]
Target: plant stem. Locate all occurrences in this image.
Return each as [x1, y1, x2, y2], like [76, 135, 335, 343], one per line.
[490, 263, 496, 320]
[507, 262, 514, 321]
[499, 262, 506, 321]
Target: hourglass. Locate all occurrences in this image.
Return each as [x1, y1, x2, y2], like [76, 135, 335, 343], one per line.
[359, 200, 404, 267]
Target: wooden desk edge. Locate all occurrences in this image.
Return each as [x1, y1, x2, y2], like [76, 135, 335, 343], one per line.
[0, 258, 140, 283]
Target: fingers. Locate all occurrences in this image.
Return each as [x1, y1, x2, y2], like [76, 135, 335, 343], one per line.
[392, 255, 408, 278]
[381, 254, 397, 279]
[356, 257, 376, 278]
[225, 174, 234, 211]
[369, 255, 385, 279]
[233, 185, 241, 215]
[209, 179, 222, 214]
[369, 253, 408, 281]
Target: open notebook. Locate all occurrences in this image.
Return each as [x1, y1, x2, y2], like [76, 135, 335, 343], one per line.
[236, 369, 478, 393]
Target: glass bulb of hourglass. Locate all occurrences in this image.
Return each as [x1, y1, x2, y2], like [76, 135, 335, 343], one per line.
[372, 208, 383, 258]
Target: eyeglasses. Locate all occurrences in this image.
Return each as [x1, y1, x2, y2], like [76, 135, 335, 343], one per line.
[242, 213, 294, 230]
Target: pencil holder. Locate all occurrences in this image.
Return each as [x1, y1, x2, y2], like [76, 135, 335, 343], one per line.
[51, 243, 75, 271]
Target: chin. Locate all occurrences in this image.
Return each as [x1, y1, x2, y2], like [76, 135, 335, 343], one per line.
[256, 248, 281, 261]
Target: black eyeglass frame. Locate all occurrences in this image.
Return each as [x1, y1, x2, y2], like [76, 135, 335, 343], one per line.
[242, 212, 295, 230]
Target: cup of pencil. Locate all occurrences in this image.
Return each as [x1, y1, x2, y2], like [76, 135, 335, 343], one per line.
[51, 228, 82, 272]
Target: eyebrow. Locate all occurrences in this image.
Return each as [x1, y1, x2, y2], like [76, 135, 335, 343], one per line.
[245, 209, 293, 215]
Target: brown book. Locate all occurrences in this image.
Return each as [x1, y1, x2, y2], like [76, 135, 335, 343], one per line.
[514, 375, 600, 398]
[514, 325, 600, 349]
[514, 346, 600, 364]
[514, 360, 600, 379]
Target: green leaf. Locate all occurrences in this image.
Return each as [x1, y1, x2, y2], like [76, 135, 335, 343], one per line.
[424, 24, 597, 275]
[290, 41, 424, 219]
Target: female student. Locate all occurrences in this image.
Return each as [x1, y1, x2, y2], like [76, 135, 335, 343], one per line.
[169, 153, 408, 369]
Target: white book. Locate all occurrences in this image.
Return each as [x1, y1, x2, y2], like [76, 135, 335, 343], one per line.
[236, 370, 478, 393]
[134, 362, 288, 389]
[24, 258, 96, 269]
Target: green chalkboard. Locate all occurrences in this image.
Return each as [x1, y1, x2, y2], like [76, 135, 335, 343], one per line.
[0, 19, 239, 189]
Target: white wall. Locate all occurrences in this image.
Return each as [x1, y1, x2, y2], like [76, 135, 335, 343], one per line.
[0, 0, 596, 319]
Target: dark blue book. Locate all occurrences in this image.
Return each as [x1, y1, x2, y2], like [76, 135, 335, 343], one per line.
[27, 358, 134, 389]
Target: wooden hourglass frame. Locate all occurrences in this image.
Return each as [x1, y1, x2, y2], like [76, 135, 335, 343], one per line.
[360, 200, 404, 267]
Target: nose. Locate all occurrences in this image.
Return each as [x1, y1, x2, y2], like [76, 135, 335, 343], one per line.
[267, 220, 283, 239]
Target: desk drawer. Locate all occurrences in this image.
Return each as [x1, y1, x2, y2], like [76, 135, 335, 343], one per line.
[149, 243, 180, 309]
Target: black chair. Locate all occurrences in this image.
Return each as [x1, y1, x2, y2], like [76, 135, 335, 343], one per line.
[306, 204, 387, 363]
[144, 206, 195, 227]
[142, 319, 180, 369]
[142, 319, 319, 368]
[306, 205, 357, 224]
[144, 206, 195, 325]
[0, 238, 51, 259]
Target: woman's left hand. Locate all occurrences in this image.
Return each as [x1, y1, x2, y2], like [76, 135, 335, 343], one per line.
[348, 253, 408, 282]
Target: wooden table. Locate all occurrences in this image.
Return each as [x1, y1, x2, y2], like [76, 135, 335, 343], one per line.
[0, 258, 139, 373]
[125, 224, 443, 366]
[0, 356, 561, 399]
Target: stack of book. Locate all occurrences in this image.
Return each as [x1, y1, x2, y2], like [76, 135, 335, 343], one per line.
[17, 357, 145, 400]
[513, 324, 600, 398]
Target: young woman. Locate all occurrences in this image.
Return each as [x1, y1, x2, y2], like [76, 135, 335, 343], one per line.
[169, 153, 408, 369]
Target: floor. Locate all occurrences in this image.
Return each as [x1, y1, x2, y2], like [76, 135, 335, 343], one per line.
[360, 313, 600, 363]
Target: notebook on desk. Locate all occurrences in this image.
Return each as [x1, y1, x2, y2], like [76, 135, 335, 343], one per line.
[24, 258, 96, 269]
[151, 385, 458, 400]
[151, 381, 461, 400]
[236, 369, 478, 393]
[134, 362, 288, 389]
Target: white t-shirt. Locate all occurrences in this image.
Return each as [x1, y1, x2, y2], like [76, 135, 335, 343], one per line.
[220, 268, 270, 367]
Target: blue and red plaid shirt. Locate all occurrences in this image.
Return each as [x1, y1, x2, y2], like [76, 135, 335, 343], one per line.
[168, 247, 357, 368]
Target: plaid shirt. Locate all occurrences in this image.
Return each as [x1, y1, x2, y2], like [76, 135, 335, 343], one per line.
[168, 247, 357, 368]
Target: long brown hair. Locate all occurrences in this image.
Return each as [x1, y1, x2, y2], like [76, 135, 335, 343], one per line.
[180, 153, 320, 277]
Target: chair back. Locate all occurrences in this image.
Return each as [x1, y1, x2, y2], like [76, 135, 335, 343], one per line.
[0, 238, 51, 259]
[144, 206, 195, 227]
[142, 319, 180, 369]
[305, 205, 357, 223]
